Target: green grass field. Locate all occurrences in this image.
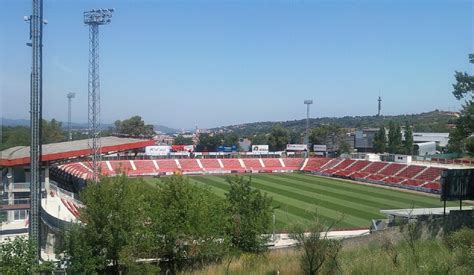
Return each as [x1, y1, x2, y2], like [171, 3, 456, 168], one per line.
[146, 173, 457, 231]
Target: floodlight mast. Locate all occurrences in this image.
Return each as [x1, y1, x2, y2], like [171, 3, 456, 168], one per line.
[67, 92, 75, 141]
[25, 0, 46, 262]
[304, 100, 313, 149]
[84, 8, 114, 182]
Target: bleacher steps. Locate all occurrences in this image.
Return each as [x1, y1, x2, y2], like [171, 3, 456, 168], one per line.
[196, 159, 204, 169]
[377, 163, 391, 174]
[129, 160, 137, 171]
[359, 161, 372, 171]
[322, 158, 344, 170]
[238, 159, 246, 169]
[394, 165, 409, 176]
[413, 167, 428, 179]
[279, 158, 286, 168]
[217, 159, 224, 168]
[175, 159, 182, 169]
[152, 160, 159, 170]
[345, 160, 358, 169]
[79, 162, 93, 173]
[105, 161, 113, 172]
[259, 158, 265, 168]
[300, 158, 309, 171]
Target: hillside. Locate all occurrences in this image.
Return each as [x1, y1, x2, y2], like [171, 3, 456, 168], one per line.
[1, 118, 179, 134]
[212, 110, 458, 136]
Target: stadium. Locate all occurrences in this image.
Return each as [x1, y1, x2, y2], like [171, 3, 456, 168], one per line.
[2, 136, 471, 257]
[1, 1, 473, 272]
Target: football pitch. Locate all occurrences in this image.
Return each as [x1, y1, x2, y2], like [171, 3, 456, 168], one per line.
[147, 173, 456, 230]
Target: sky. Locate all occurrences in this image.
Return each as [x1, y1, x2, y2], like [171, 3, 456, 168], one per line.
[0, 0, 472, 129]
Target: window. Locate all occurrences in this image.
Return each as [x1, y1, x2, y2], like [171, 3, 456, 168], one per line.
[13, 210, 28, 220]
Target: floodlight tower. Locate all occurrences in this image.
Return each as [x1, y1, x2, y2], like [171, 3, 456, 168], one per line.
[25, 0, 47, 261]
[304, 100, 313, 147]
[67, 92, 75, 140]
[84, 8, 114, 182]
[377, 96, 382, 117]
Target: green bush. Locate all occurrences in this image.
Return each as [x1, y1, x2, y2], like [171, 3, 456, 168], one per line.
[444, 227, 474, 271]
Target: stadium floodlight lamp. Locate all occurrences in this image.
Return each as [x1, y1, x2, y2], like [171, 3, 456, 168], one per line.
[304, 100, 313, 105]
[84, 8, 114, 25]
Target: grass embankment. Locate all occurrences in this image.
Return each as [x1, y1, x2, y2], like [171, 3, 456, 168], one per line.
[146, 173, 456, 231]
[182, 231, 473, 274]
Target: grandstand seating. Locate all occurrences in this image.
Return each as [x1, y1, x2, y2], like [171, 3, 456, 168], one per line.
[345, 160, 371, 172]
[350, 171, 371, 179]
[200, 159, 222, 170]
[61, 198, 81, 219]
[303, 157, 332, 171]
[332, 159, 356, 170]
[55, 157, 447, 193]
[283, 158, 304, 169]
[366, 174, 386, 181]
[130, 160, 156, 175]
[261, 158, 284, 170]
[243, 159, 264, 170]
[397, 165, 426, 179]
[379, 163, 406, 176]
[322, 158, 343, 170]
[108, 160, 133, 175]
[384, 176, 405, 184]
[178, 159, 201, 172]
[156, 159, 179, 172]
[221, 159, 245, 172]
[362, 161, 388, 174]
[403, 179, 425, 187]
[422, 182, 441, 190]
[415, 167, 443, 182]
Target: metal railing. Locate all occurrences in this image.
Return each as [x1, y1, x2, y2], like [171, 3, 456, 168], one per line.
[1, 198, 30, 205]
[11, 182, 45, 190]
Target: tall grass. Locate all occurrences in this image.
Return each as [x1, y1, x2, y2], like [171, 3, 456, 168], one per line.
[181, 237, 472, 274]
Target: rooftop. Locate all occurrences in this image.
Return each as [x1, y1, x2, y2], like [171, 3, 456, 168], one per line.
[0, 136, 155, 166]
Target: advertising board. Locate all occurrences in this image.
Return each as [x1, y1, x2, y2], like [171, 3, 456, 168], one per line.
[313, 145, 327, 152]
[252, 145, 269, 153]
[145, 146, 170, 156]
[217, 145, 237, 152]
[286, 144, 308, 151]
[171, 144, 195, 152]
[441, 169, 474, 201]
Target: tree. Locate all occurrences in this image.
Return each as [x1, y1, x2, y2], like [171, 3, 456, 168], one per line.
[251, 133, 268, 146]
[403, 122, 414, 155]
[452, 53, 474, 100]
[387, 121, 402, 154]
[289, 218, 342, 275]
[150, 175, 228, 273]
[465, 136, 474, 156]
[0, 236, 54, 274]
[114, 116, 155, 137]
[42, 118, 66, 143]
[267, 125, 290, 151]
[173, 134, 193, 145]
[448, 54, 473, 153]
[223, 132, 239, 146]
[196, 133, 223, 152]
[373, 126, 387, 153]
[58, 175, 154, 273]
[225, 176, 273, 253]
[0, 126, 29, 150]
[338, 141, 351, 155]
[309, 124, 344, 151]
[58, 175, 229, 273]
